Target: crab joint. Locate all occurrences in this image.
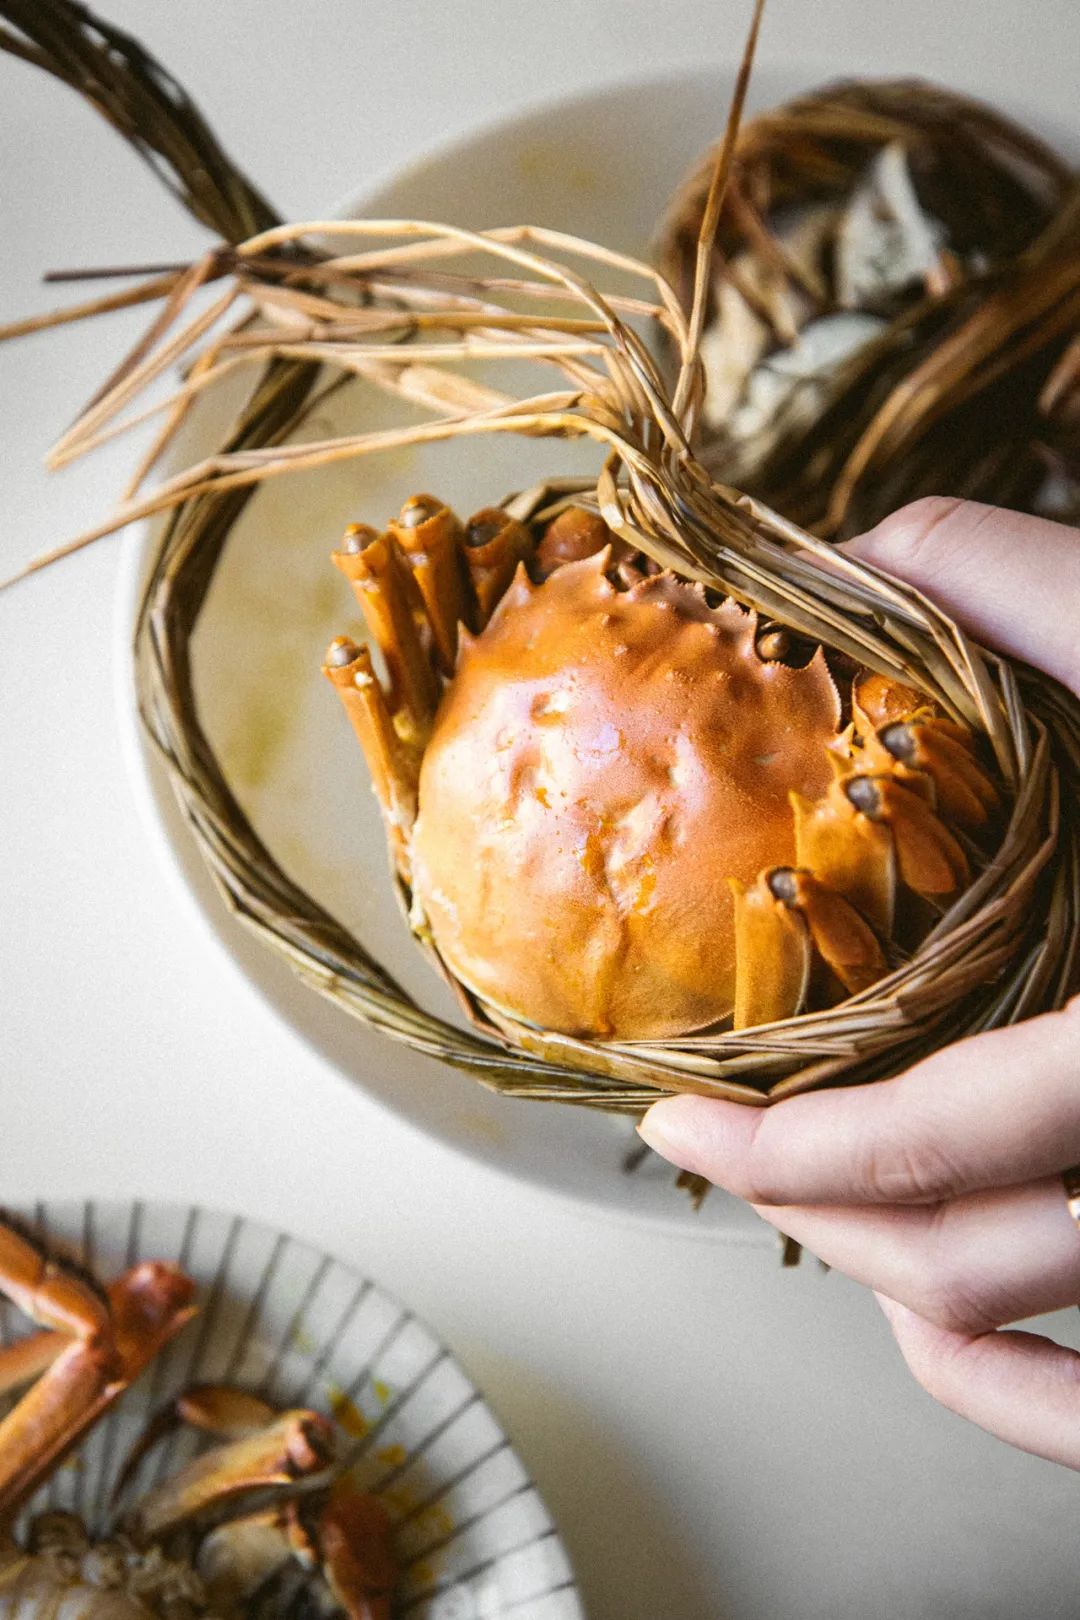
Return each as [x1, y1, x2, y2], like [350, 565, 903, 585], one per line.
[389, 494, 469, 675]
[322, 639, 418, 881]
[130, 1410, 337, 1540]
[463, 506, 534, 629]
[0, 1221, 110, 1343]
[0, 1260, 196, 1521]
[332, 526, 438, 739]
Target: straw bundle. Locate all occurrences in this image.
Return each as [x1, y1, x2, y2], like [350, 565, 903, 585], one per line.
[657, 79, 1080, 535]
[3, 2, 1078, 1119]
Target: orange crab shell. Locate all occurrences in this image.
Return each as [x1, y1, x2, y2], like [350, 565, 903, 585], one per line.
[410, 550, 843, 1040]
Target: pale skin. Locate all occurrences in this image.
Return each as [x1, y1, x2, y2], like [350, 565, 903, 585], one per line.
[639, 497, 1080, 1470]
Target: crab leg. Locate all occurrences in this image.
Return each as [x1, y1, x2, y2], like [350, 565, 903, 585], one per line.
[389, 495, 469, 674]
[332, 525, 438, 741]
[462, 506, 534, 628]
[323, 637, 419, 880]
[791, 780, 897, 935]
[845, 774, 970, 897]
[130, 1408, 336, 1539]
[0, 1331, 65, 1399]
[0, 1260, 196, 1520]
[0, 1220, 110, 1344]
[197, 1491, 395, 1620]
[863, 719, 1000, 829]
[731, 866, 887, 1029]
[765, 868, 887, 995]
[730, 874, 812, 1029]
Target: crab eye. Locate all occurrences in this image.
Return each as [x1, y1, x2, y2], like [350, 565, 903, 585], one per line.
[755, 625, 818, 667]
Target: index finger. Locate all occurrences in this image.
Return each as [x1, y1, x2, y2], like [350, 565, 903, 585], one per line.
[845, 498, 1080, 695]
[637, 999, 1080, 1206]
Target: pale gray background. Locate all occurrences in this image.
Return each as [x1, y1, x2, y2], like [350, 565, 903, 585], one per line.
[2, 3, 1079, 1617]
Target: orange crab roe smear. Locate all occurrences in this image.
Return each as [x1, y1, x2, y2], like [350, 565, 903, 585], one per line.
[411, 551, 841, 1040]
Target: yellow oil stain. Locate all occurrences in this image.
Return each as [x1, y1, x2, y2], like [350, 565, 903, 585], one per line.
[517, 143, 599, 195]
[327, 1382, 370, 1439]
[383, 1484, 417, 1517]
[292, 1321, 317, 1356]
[219, 641, 309, 793]
[414, 1501, 455, 1542]
[372, 1379, 393, 1406]
[376, 1443, 408, 1470]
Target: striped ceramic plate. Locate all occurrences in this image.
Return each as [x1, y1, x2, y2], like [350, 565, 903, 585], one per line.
[0, 1200, 583, 1620]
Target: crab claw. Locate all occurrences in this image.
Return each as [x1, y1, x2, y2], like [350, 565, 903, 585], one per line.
[863, 719, 1000, 829]
[314, 1487, 397, 1620]
[112, 1383, 283, 1506]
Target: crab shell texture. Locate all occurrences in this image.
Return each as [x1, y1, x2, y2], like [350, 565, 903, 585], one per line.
[411, 551, 842, 1040]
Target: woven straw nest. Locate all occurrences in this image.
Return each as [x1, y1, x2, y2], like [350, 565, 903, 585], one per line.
[4, 1, 1080, 1117]
[656, 78, 1080, 536]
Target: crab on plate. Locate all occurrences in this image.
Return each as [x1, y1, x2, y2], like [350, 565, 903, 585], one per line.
[0, 1219, 396, 1620]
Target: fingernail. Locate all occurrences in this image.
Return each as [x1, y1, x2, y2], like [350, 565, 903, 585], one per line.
[636, 1098, 698, 1171]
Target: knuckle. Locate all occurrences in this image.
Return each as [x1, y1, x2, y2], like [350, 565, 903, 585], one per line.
[916, 1253, 1000, 1337]
[740, 1112, 799, 1206]
[851, 1129, 969, 1205]
[902, 1327, 972, 1408]
[911, 1209, 1028, 1334]
[871, 496, 992, 587]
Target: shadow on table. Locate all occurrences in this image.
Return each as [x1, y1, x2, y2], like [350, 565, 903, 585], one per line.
[458, 1348, 734, 1620]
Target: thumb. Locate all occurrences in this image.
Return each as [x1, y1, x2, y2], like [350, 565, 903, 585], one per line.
[843, 497, 1080, 696]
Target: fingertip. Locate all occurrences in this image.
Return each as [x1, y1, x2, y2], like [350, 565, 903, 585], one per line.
[637, 1094, 752, 1182]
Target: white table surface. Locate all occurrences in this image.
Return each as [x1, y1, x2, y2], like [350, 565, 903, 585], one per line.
[3, 3, 1079, 1617]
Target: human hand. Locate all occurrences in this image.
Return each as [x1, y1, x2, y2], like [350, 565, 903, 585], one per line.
[639, 498, 1080, 1468]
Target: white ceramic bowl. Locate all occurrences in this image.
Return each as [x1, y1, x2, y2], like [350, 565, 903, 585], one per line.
[2, 1199, 583, 1620]
[112, 67, 853, 1239]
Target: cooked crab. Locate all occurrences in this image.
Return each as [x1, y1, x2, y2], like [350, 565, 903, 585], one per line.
[0, 1219, 396, 1620]
[323, 495, 998, 1043]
